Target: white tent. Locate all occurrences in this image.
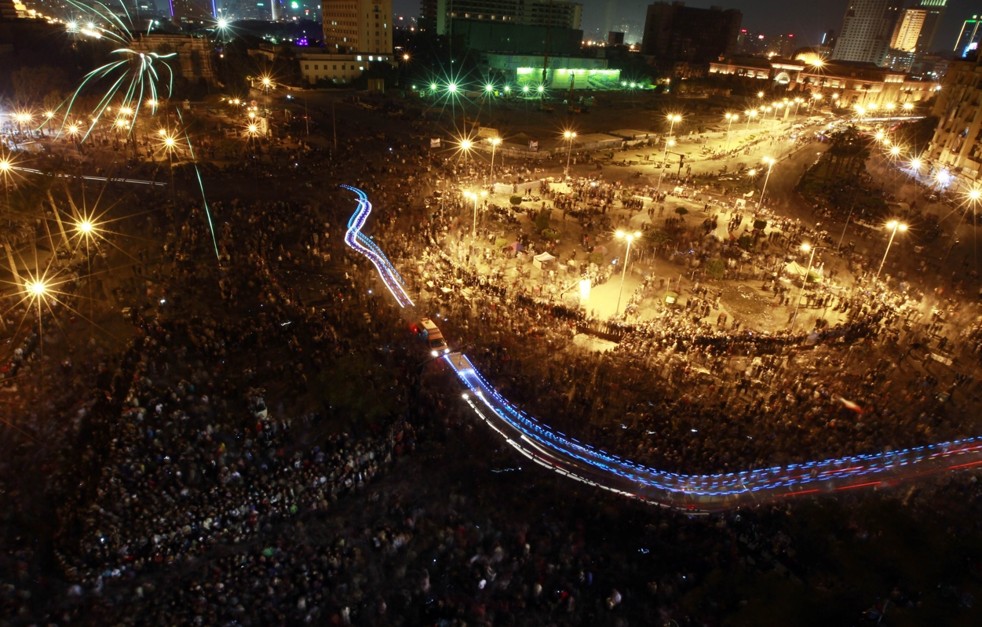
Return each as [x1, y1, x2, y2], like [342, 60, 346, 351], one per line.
[533, 251, 556, 269]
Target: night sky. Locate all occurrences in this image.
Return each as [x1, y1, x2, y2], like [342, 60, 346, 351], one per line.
[392, 0, 978, 52]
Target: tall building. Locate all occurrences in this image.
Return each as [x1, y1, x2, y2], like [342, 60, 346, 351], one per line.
[640, 1, 741, 64]
[954, 15, 982, 58]
[926, 53, 982, 184]
[0, 0, 19, 21]
[890, 8, 925, 53]
[419, 0, 582, 36]
[170, 0, 214, 23]
[830, 0, 903, 66]
[915, 0, 946, 54]
[322, 0, 392, 55]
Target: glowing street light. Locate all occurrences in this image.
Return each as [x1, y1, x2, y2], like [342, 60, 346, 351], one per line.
[790, 242, 822, 331]
[614, 229, 642, 317]
[745, 108, 758, 128]
[563, 129, 577, 177]
[0, 153, 14, 208]
[464, 189, 488, 237]
[724, 112, 739, 148]
[758, 156, 776, 209]
[876, 219, 908, 280]
[488, 136, 502, 183]
[666, 113, 682, 136]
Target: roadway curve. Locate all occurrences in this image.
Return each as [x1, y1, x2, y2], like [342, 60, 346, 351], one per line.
[341, 186, 982, 513]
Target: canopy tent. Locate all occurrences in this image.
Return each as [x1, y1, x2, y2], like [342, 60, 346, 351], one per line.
[533, 251, 556, 269]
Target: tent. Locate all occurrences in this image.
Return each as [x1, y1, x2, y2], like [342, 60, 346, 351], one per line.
[784, 260, 823, 281]
[533, 251, 556, 269]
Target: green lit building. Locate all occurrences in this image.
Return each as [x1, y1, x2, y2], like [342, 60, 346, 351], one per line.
[484, 53, 623, 90]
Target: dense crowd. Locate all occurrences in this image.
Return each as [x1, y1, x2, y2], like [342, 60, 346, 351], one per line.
[2, 95, 982, 624]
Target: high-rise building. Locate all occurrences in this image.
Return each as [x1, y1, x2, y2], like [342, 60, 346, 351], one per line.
[890, 8, 925, 53]
[322, 0, 392, 55]
[830, 0, 903, 66]
[419, 0, 582, 36]
[640, 1, 741, 64]
[954, 15, 982, 58]
[170, 0, 214, 23]
[0, 0, 19, 21]
[926, 52, 982, 184]
[915, 0, 946, 54]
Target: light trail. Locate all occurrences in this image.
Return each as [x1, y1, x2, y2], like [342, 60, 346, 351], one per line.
[341, 186, 982, 512]
[15, 166, 166, 187]
[341, 185, 414, 308]
[175, 108, 221, 263]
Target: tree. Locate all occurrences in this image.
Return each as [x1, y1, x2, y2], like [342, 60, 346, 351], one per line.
[11, 66, 71, 105]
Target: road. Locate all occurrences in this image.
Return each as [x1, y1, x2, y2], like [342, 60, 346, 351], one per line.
[344, 184, 982, 514]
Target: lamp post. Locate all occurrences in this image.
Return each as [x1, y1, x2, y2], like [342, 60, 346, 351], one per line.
[758, 156, 776, 209]
[464, 190, 488, 237]
[25, 278, 48, 391]
[724, 112, 738, 149]
[260, 75, 274, 136]
[744, 109, 757, 128]
[666, 113, 682, 138]
[876, 219, 908, 280]
[790, 242, 821, 331]
[563, 130, 576, 177]
[614, 229, 642, 317]
[0, 155, 12, 209]
[488, 136, 502, 185]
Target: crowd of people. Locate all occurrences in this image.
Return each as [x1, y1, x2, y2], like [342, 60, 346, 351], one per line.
[2, 93, 982, 624]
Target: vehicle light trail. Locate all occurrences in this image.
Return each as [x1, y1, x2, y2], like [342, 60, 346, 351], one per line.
[341, 185, 414, 308]
[342, 186, 982, 512]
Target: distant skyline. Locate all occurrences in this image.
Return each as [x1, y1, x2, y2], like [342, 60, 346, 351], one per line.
[392, 0, 979, 53]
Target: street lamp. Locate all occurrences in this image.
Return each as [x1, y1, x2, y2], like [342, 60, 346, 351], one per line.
[464, 190, 488, 237]
[488, 136, 502, 184]
[24, 277, 49, 387]
[744, 109, 757, 128]
[724, 112, 738, 148]
[0, 153, 14, 211]
[790, 242, 821, 331]
[614, 229, 642, 317]
[666, 113, 682, 137]
[875, 219, 908, 280]
[758, 156, 776, 209]
[563, 130, 576, 177]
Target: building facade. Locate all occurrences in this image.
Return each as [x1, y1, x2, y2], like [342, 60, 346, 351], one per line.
[322, 0, 392, 55]
[915, 0, 946, 54]
[419, 0, 581, 36]
[927, 54, 982, 183]
[831, 0, 903, 66]
[640, 1, 741, 65]
[890, 8, 925, 52]
[708, 56, 939, 109]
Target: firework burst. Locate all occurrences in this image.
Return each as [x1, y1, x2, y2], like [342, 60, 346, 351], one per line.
[60, 0, 176, 141]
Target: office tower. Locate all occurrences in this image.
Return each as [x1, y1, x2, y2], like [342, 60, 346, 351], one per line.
[322, 0, 392, 55]
[170, 0, 215, 23]
[954, 15, 982, 58]
[640, 1, 741, 63]
[890, 8, 925, 53]
[915, 0, 946, 53]
[831, 0, 903, 66]
[419, 0, 582, 36]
